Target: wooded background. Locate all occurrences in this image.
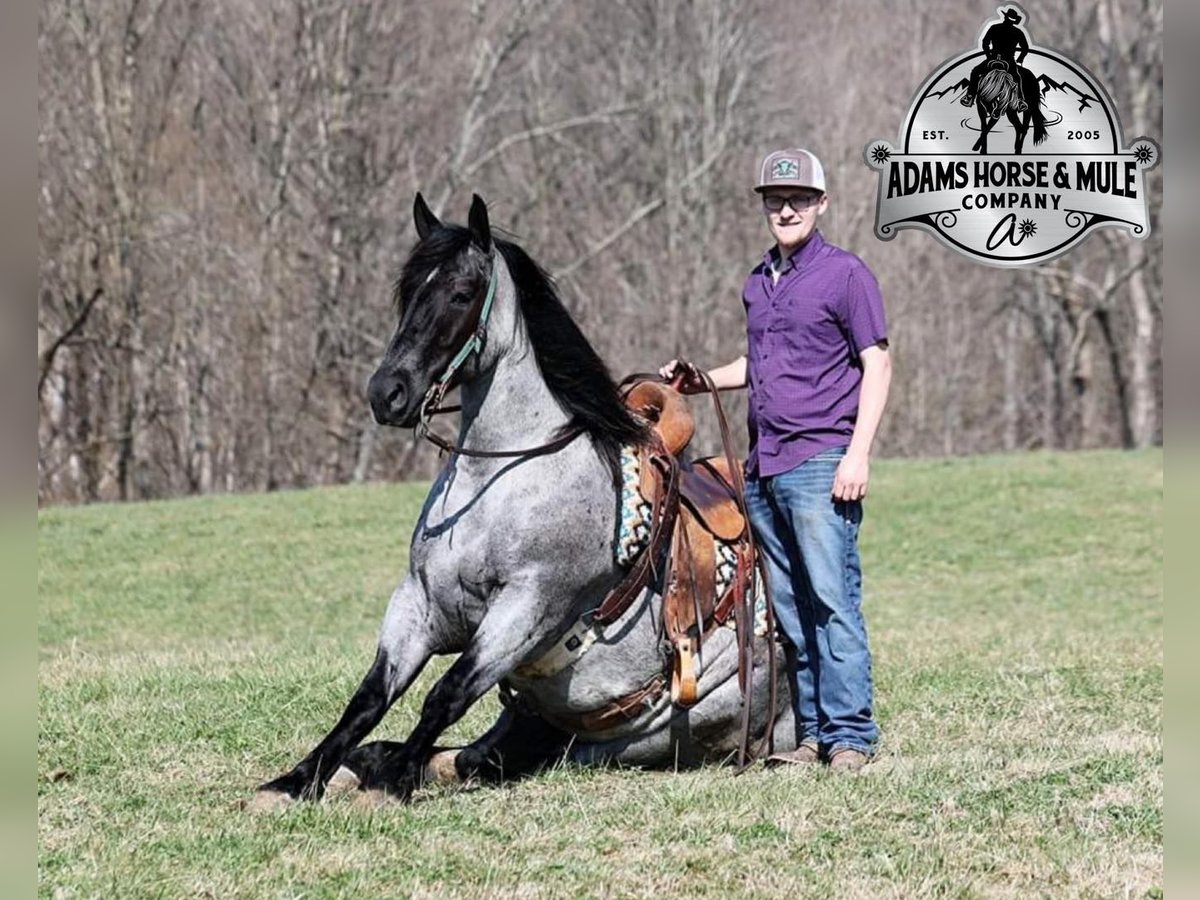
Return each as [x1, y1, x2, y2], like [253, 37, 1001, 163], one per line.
[37, 0, 1163, 505]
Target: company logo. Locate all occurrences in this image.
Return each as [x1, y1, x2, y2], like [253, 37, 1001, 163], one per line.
[864, 4, 1158, 267]
[772, 158, 800, 179]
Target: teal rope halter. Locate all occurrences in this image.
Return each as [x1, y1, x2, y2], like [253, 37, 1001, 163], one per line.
[416, 260, 499, 440]
[440, 262, 500, 384]
[412, 258, 584, 459]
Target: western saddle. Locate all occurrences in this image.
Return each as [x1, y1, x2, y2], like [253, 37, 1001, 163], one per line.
[574, 370, 774, 761]
[602, 380, 754, 703]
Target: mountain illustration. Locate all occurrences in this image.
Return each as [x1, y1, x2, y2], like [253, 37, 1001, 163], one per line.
[929, 78, 970, 101]
[929, 70, 1100, 115]
[1036, 73, 1099, 113]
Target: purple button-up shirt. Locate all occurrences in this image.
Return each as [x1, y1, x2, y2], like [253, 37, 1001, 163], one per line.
[743, 230, 888, 478]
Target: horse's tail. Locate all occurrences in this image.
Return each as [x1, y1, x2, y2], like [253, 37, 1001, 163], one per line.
[1024, 70, 1049, 145]
[1031, 104, 1048, 145]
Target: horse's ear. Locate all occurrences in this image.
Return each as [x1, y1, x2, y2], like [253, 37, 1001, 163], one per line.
[467, 194, 492, 252]
[413, 192, 441, 241]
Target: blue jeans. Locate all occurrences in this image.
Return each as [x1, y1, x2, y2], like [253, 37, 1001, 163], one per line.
[745, 448, 878, 755]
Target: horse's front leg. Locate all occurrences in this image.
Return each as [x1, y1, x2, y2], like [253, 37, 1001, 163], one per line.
[253, 578, 433, 805]
[1010, 110, 1027, 153]
[361, 582, 559, 802]
[973, 105, 995, 154]
[341, 705, 569, 792]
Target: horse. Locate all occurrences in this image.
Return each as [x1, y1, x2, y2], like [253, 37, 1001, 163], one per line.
[251, 194, 797, 809]
[971, 58, 1047, 154]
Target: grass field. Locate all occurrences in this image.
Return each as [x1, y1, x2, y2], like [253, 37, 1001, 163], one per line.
[38, 449, 1163, 898]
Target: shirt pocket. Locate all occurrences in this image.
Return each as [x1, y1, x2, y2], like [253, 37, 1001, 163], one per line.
[779, 294, 841, 355]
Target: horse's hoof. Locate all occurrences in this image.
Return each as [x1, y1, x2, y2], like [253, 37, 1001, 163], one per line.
[326, 766, 361, 796]
[424, 750, 461, 784]
[245, 789, 295, 814]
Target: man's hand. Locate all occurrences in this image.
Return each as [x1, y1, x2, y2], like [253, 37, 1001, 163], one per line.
[658, 359, 707, 395]
[833, 450, 870, 502]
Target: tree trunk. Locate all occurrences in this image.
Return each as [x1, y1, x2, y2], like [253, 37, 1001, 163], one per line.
[1127, 248, 1158, 446]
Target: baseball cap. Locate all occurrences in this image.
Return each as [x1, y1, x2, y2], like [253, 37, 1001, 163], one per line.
[755, 148, 826, 193]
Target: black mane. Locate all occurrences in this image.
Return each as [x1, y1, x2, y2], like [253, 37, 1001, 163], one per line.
[398, 224, 649, 476]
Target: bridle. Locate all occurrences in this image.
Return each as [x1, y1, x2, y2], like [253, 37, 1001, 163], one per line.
[414, 254, 584, 459]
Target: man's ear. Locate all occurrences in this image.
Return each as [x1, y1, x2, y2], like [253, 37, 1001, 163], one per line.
[467, 194, 492, 252]
[413, 192, 441, 240]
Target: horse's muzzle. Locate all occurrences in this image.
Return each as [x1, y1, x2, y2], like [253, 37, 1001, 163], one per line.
[367, 371, 416, 427]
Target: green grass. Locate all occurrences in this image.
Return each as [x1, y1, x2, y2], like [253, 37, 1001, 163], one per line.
[38, 449, 1163, 898]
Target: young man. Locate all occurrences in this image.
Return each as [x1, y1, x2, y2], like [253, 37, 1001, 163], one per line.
[662, 148, 891, 772]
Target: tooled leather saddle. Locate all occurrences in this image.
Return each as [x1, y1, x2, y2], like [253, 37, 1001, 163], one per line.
[612, 381, 755, 707]
[587, 372, 772, 734]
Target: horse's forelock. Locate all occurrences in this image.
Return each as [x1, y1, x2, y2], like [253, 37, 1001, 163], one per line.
[393, 225, 474, 315]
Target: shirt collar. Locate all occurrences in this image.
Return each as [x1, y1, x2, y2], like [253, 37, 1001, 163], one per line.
[764, 230, 826, 276]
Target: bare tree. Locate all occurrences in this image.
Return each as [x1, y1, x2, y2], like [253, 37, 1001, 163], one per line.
[37, 0, 1163, 505]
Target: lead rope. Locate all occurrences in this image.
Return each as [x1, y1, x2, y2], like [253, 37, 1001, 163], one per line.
[683, 364, 777, 771]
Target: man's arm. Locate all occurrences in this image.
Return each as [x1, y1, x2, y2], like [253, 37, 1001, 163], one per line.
[659, 356, 747, 391]
[705, 356, 747, 390]
[1015, 31, 1028, 62]
[832, 343, 891, 502]
[983, 26, 996, 55]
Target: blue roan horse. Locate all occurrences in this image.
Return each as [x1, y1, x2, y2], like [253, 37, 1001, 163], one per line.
[253, 195, 798, 808]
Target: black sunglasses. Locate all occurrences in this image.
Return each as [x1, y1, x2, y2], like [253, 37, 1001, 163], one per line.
[762, 193, 822, 212]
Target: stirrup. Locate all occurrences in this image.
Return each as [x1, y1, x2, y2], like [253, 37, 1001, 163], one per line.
[671, 637, 699, 707]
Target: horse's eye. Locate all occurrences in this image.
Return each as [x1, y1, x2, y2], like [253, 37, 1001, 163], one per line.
[450, 291, 472, 306]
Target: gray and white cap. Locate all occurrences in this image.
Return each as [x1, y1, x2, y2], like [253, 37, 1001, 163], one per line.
[755, 148, 826, 193]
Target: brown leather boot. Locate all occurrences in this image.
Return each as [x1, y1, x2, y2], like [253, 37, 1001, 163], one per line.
[828, 748, 870, 772]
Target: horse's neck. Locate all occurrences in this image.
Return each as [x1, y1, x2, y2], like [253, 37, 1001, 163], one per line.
[456, 267, 571, 461]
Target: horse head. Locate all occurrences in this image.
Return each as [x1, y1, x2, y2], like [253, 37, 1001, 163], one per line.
[367, 193, 501, 428]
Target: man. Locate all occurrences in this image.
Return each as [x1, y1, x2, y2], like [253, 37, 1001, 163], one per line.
[661, 148, 891, 772]
[961, 7, 1030, 115]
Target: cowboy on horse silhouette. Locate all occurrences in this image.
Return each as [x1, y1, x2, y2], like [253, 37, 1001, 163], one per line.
[961, 8, 1030, 118]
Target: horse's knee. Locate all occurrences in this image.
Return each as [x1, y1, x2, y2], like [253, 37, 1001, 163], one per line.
[343, 740, 404, 788]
